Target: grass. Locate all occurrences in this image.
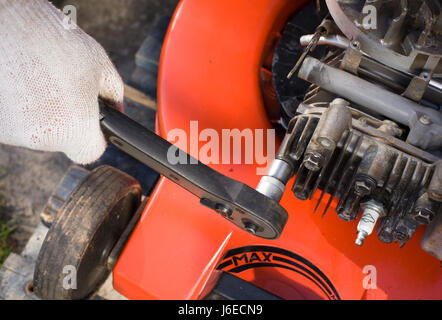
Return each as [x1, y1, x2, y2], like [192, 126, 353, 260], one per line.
[0, 198, 15, 268]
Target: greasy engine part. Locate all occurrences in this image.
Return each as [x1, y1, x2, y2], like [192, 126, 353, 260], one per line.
[259, 100, 440, 246]
[325, 0, 442, 77]
[260, 0, 442, 258]
[298, 57, 442, 150]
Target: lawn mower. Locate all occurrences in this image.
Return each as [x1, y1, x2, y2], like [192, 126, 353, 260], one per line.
[33, 0, 441, 300]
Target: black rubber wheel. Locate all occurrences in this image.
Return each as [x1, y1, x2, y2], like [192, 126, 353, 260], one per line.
[33, 165, 142, 300]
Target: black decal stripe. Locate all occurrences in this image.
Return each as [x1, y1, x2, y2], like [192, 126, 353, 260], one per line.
[217, 260, 233, 270]
[228, 263, 335, 300]
[224, 256, 332, 300]
[219, 246, 340, 300]
[272, 255, 332, 296]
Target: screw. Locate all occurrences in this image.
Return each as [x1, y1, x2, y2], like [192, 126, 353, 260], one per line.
[419, 115, 431, 125]
[215, 204, 232, 217]
[421, 72, 430, 80]
[351, 41, 361, 50]
[244, 221, 259, 235]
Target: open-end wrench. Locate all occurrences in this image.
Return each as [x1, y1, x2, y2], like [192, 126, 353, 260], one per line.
[99, 102, 288, 239]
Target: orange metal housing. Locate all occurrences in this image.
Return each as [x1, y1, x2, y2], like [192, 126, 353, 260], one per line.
[113, 0, 442, 299]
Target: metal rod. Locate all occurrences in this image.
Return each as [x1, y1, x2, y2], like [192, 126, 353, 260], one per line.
[298, 57, 442, 129]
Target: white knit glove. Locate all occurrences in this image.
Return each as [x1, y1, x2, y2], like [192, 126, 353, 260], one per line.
[0, 0, 124, 164]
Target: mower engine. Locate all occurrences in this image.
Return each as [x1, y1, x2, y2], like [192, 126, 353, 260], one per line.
[258, 0, 442, 258]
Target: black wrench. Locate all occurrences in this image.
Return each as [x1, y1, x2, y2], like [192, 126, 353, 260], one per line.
[99, 102, 288, 239]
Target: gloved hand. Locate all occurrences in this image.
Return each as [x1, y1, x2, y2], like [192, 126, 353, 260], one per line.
[0, 0, 124, 164]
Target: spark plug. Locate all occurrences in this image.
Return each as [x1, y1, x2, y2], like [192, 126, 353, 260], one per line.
[355, 200, 385, 246]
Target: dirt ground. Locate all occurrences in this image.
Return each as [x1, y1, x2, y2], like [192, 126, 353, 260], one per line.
[0, 0, 179, 252]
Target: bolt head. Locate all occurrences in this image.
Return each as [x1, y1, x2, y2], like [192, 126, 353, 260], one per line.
[354, 180, 373, 196]
[413, 209, 434, 225]
[303, 153, 322, 171]
[351, 41, 361, 49]
[419, 115, 431, 125]
[421, 72, 430, 80]
[215, 204, 232, 217]
[244, 221, 259, 235]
